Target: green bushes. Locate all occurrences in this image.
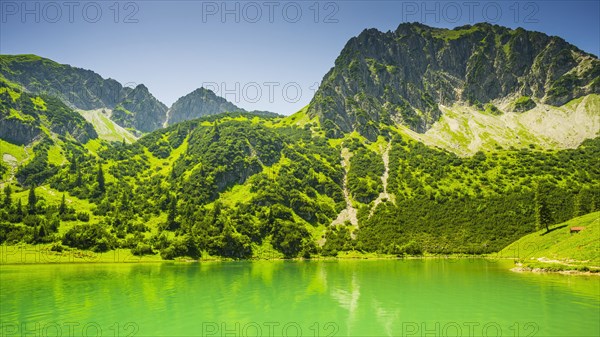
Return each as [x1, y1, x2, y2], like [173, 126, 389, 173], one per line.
[76, 212, 90, 222]
[321, 224, 354, 256]
[62, 223, 116, 252]
[3, 108, 599, 259]
[16, 138, 57, 187]
[353, 135, 600, 255]
[271, 219, 313, 258]
[212, 225, 253, 259]
[0, 222, 34, 244]
[512, 96, 536, 112]
[484, 103, 502, 115]
[131, 243, 155, 256]
[548, 74, 577, 99]
[347, 145, 384, 204]
[160, 235, 199, 260]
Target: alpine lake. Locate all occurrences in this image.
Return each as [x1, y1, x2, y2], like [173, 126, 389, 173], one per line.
[1, 258, 599, 337]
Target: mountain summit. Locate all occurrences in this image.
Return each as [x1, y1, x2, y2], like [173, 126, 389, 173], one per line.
[0, 54, 168, 133]
[308, 23, 599, 139]
[166, 87, 244, 125]
[112, 84, 168, 132]
[0, 55, 278, 136]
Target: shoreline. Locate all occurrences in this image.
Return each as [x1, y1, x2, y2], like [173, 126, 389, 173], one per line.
[509, 261, 600, 276]
[0, 245, 500, 265]
[2, 245, 598, 276]
[511, 266, 600, 276]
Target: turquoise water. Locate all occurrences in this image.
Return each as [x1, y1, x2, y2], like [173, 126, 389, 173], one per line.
[1, 259, 598, 336]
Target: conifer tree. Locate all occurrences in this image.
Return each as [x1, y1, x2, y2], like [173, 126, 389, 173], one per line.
[16, 199, 23, 217]
[167, 195, 178, 230]
[28, 186, 37, 215]
[97, 163, 105, 193]
[534, 181, 552, 232]
[3, 185, 12, 209]
[59, 194, 67, 215]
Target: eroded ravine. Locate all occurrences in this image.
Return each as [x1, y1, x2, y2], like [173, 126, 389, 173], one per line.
[370, 141, 393, 217]
[330, 147, 358, 227]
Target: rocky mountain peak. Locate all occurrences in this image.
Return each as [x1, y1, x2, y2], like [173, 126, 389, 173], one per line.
[0, 55, 169, 133]
[308, 22, 599, 140]
[166, 87, 244, 126]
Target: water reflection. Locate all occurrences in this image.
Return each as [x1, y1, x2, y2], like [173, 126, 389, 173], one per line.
[1, 259, 598, 337]
[371, 298, 400, 337]
[331, 272, 360, 332]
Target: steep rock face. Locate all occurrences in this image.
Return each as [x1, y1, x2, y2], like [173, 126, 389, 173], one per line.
[0, 55, 168, 132]
[0, 118, 40, 145]
[0, 80, 97, 144]
[112, 84, 168, 132]
[166, 88, 244, 125]
[308, 23, 599, 139]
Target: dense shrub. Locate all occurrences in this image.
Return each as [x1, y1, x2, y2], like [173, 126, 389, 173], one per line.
[62, 223, 116, 252]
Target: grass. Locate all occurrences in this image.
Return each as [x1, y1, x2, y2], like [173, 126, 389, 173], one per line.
[280, 106, 309, 125]
[583, 94, 600, 118]
[0, 139, 30, 163]
[7, 108, 35, 123]
[217, 183, 255, 207]
[430, 25, 481, 41]
[251, 238, 285, 260]
[0, 86, 21, 101]
[498, 212, 600, 270]
[277, 105, 321, 133]
[84, 139, 104, 156]
[365, 135, 389, 154]
[327, 138, 344, 148]
[31, 96, 47, 110]
[261, 153, 291, 179]
[12, 185, 100, 222]
[483, 103, 502, 115]
[47, 143, 66, 166]
[78, 109, 137, 143]
[404, 95, 599, 157]
[0, 139, 33, 180]
[336, 251, 398, 259]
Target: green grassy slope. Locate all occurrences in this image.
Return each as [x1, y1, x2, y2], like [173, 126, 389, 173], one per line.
[77, 109, 137, 143]
[499, 212, 600, 268]
[403, 95, 600, 156]
[0, 139, 32, 180]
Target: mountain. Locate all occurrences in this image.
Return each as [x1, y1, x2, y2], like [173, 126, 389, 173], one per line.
[2, 111, 597, 259]
[166, 88, 245, 125]
[0, 77, 97, 145]
[0, 54, 168, 133]
[308, 23, 599, 140]
[0, 55, 278, 134]
[166, 87, 280, 125]
[0, 55, 123, 110]
[0, 23, 599, 261]
[112, 84, 168, 133]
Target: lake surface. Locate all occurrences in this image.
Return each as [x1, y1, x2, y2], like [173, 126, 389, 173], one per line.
[1, 259, 598, 337]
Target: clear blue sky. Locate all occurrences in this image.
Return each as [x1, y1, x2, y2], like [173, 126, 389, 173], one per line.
[1, 0, 598, 115]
